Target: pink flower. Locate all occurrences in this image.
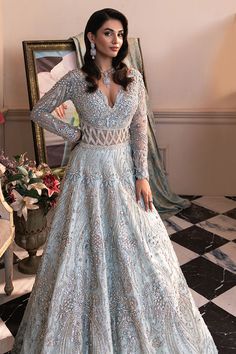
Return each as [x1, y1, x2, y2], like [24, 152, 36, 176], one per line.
[43, 174, 60, 197]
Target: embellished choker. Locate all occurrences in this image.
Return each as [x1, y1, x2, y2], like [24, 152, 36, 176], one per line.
[100, 67, 115, 86]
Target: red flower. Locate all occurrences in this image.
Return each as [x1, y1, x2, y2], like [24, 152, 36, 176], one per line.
[43, 174, 60, 197]
[8, 192, 15, 204]
[0, 112, 5, 124]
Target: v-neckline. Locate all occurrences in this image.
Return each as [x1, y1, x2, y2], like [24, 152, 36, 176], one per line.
[79, 69, 123, 110]
[97, 87, 123, 110]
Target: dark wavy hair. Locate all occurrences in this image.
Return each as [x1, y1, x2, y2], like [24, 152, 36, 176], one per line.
[81, 8, 133, 92]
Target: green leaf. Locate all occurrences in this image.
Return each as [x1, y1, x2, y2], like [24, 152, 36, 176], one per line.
[7, 174, 24, 182]
[16, 184, 27, 192]
[24, 189, 39, 198]
[17, 166, 28, 176]
[14, 155, 21, 162]
[28, 170, 34, 179]
[28, 178, 42, 184]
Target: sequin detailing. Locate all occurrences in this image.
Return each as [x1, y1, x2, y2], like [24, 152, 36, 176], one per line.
[12, 68, 218, 354]
[80, 121, 130, 146]
[31, 68, 148, 179]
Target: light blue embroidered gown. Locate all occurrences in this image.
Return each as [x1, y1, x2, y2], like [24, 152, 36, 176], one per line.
[12, 69, 218, 354]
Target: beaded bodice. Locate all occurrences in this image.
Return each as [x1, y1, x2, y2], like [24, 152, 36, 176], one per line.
[31, 68, 148, 179]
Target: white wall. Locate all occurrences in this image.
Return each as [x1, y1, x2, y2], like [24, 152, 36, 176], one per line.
[2, 0, 236, 194]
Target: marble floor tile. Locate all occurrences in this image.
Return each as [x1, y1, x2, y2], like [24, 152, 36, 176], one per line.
[203, 242, 236, 274]
[226, 196, 236, 202]
[164, 215, 193, 236]
[0, 253, 20, 270]
[179, 195, 202, 201]
[11, 242, 29, 261]
[0, 196, 236, 352]
[189, 289, 209, 308]
[171, 241, 198, 266]
[0, 319, 14, 354]
[12, 241, 44, 261]
[176, 203, 217, 224]
[0, 293, 30, 337]
[0, 264, 35, 305]
[0, 242, 44, 271]
[193, 196, 236, 214]
[181, 256, 236, 300]
[197, 215, 236, 241]
[224, 208, 236, 221]
[171, 225, 228, 255]
[199, 302, 236, 353]
[212, 286, 236, 318]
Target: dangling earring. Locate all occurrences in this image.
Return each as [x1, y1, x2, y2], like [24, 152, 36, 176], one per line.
[90, 42, 96, 59]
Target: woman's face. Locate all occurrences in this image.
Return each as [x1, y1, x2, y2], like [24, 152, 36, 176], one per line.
[89, 19, 124, 59]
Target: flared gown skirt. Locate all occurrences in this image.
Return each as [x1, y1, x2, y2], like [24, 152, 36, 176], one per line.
[12, 141, 218, 354]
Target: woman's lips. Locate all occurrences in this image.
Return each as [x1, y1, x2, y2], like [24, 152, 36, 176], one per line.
[110, 47, 119, 51]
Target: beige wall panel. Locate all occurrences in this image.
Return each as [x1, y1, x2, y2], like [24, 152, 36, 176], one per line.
[2, 0, 236, 110]
[155, 113, 236, 195]
[4, 111, 34, 159]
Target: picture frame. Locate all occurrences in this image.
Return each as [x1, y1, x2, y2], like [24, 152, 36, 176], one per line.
[22, 39, 79, 170]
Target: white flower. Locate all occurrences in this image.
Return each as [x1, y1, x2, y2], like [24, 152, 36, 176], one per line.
[11, 190, 39, 221]
[17, 166, 28, 176]
[0, 163, 6, 177]
[27, 182, 47, 196]
[35, 170, 44, 178]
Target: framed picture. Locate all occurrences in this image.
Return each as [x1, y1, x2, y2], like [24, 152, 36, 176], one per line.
[23, 39, 79, 170]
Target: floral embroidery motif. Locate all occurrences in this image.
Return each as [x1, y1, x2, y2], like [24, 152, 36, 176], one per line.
[12, 69, 217, 354]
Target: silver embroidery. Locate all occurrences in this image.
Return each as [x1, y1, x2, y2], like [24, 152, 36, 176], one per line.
[80, 121, 130, 146]
[12, 68, 218, 354]
[31, 68, 148, 179]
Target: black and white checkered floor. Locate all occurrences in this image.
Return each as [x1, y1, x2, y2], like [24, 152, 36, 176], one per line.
[1, 196, 236, 353]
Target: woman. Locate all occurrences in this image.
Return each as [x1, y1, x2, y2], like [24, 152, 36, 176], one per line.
[12, 8, 217, 354]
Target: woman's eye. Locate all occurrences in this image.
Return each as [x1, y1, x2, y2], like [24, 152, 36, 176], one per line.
[104, 31, 112, 36]
[118, 33, 124, 37]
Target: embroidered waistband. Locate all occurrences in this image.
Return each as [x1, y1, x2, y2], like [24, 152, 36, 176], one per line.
[80, 122, 130, 146]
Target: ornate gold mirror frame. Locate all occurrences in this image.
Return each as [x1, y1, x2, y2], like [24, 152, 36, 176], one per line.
[23, 39, 78, 172]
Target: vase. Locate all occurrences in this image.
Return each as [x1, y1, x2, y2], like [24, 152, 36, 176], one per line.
[14, 206, 47, 274]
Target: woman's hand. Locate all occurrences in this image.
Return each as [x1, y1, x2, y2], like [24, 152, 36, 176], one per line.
[54, 103, 68, 119]
[135, 178, 154, 212]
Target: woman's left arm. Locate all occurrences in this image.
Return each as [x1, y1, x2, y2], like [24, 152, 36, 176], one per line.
[130, 71, 153, 211]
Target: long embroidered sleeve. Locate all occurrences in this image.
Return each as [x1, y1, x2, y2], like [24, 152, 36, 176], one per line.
[31, 71, 81, 143]
[130, 73, 149, 179]
[12, 66, 218, 354]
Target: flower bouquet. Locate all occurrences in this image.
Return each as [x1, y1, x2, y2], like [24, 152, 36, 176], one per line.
[0, 151, 60, 221]
[0, 151, 61, 274]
